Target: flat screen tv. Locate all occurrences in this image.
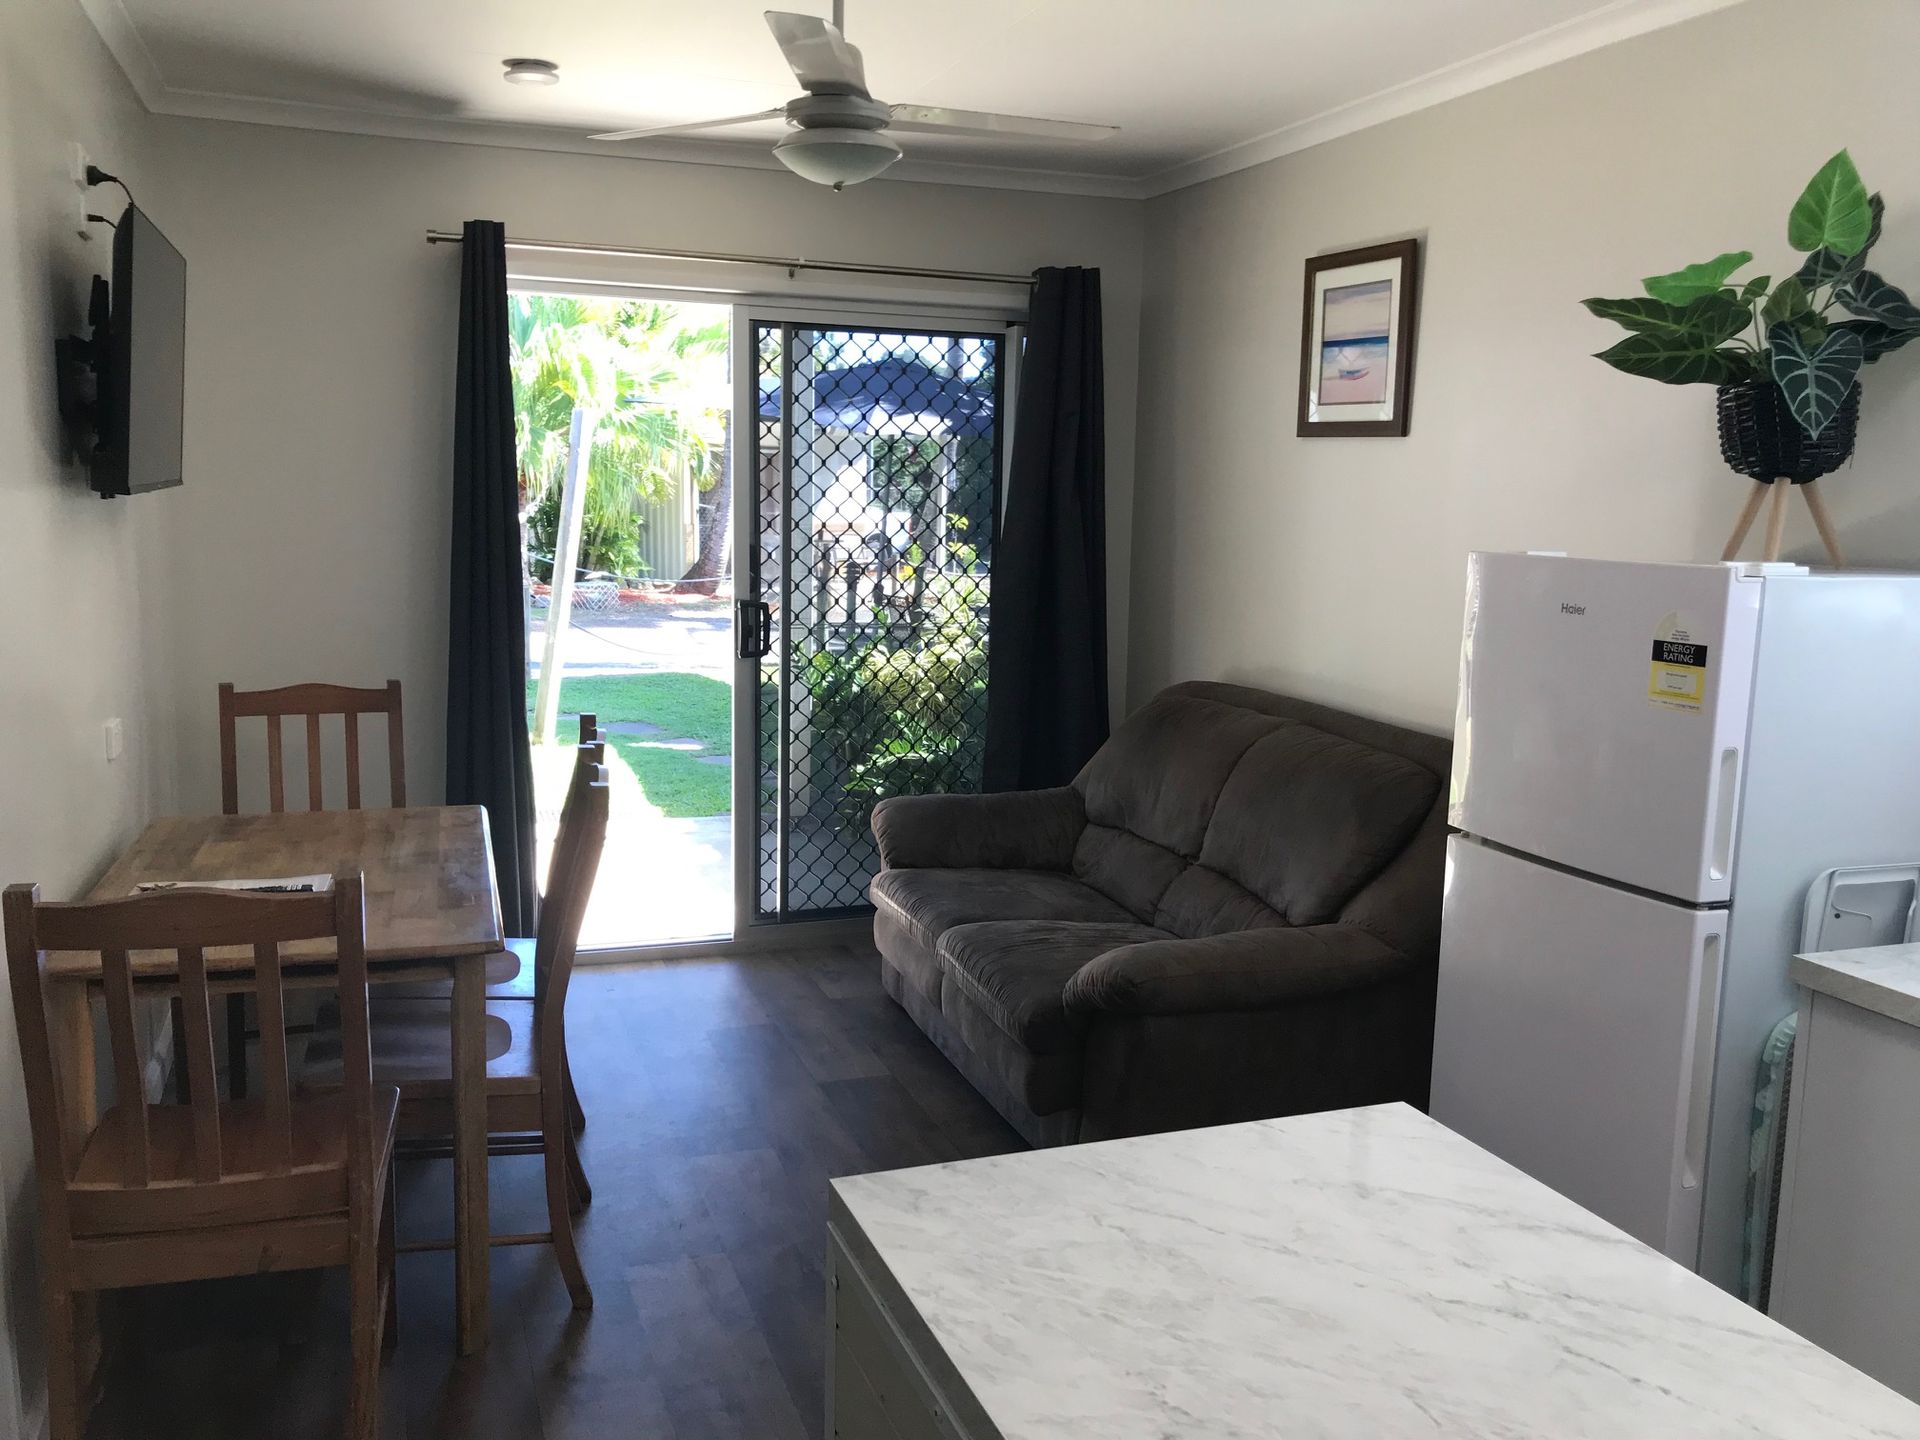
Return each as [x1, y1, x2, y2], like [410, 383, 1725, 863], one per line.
[93, 204, 186, 496]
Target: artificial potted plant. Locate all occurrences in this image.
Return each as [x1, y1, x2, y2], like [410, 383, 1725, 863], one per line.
[1584, 150, 1920, 564]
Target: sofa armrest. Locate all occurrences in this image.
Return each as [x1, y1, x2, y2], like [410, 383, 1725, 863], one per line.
[870, 787, 1086, 871]
[1063, 924, 1408, 1018]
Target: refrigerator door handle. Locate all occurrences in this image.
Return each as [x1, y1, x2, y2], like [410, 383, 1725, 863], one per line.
[1681, 932, 1724, 1191]
[1709, 748, 1741, 882]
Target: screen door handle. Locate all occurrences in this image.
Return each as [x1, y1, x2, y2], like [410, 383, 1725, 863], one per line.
[736, 599, 772, 659]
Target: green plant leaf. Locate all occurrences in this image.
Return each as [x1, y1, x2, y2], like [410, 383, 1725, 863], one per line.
[1761, 276, 1811, 327]
[1788, 150, 1873, 255]
[1769, 322, 1864, 438]
[1738, 276, 1772, 303]
[1834, 319, 1920, 364]
[1582, 292, 1751, 341]
[1642, 251, 1753, 304]
[1594, 331, 1747, 386]
[1796, 194, 1884, 288]
[1837, 270, 1920, 329]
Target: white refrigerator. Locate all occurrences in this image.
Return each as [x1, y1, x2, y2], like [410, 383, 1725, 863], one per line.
[1432, 552, 1920, 1295]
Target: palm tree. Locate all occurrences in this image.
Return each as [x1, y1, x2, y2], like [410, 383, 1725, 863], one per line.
[510, 295, 728, 580]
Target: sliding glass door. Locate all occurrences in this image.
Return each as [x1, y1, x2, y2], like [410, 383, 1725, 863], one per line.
[734, 311, 1007, 923]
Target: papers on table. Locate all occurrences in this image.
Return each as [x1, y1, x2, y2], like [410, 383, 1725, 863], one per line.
[134, 874, 333, 895]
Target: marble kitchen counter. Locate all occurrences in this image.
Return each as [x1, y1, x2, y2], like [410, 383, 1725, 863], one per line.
[827, 1103, 1918, 1438]
[1792, 942, 1920, 1028]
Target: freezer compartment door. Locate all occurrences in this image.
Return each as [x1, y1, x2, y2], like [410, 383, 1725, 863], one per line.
[1431, 835, 1727, 1264]
[1450, 552, 1762, 903]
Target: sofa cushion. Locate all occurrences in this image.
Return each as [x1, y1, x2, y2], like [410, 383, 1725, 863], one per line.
[1072, 825, 1188, 922]
[1152, 864, 1286, 938]
[938, 981, 1088, 1118]
[874, 905, 945, 1006]
[1199, 720, 1440, 926]
[1073, 694, 1280, 859]
[869, 868, 1133, 953]
[939, 920, 1170, 1053]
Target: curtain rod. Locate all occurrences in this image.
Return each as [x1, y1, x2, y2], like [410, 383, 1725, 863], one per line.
[424, 230, 1035, 288]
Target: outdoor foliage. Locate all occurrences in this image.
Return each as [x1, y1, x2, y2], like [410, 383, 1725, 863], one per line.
[1582, 150, 1920, 438]
[808, 575, 990, 826]
[511, 296, 728, 579]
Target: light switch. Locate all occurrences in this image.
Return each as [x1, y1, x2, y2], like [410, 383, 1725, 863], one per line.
[104, 717, 124, 762]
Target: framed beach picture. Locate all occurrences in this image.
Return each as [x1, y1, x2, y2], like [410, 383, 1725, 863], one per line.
[1296, 238, 1420, 437]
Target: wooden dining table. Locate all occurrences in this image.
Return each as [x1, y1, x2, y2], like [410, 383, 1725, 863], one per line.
[46, 804, 505, 1355]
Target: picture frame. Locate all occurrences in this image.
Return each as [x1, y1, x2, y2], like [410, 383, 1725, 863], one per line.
[1296, 238, 1421, 437]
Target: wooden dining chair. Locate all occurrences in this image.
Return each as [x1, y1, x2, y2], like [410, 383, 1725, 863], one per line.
[216, 679, 407, 1099]
[219, 680, 407, 815]
[3, 876, 399, 1440]
[380, 714, 601, 1143]
[307, 757, 608, 1310]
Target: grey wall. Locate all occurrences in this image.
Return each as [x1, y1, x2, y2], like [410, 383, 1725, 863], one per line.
[0, 2, 177, 1434]
[1128, 0, 1920, 731]
[145, 118, 1146, 812]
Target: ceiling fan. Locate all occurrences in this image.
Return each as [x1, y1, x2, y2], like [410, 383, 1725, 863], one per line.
[588, 2, 1119, 189]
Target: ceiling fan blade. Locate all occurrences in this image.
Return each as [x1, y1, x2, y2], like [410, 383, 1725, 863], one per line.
[765, 11, 868, 96]
[589, 108, 786, 143]
[886, 105, 1119, 142]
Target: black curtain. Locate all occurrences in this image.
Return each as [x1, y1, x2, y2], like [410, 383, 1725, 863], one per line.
[983, 266, 1109, 791]
[445, 219, 538, 935]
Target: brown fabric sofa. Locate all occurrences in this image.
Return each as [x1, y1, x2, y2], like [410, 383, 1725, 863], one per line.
[869, 681, 1450, 1147]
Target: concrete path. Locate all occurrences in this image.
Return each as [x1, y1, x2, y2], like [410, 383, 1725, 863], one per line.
[534, 597, 734, 681]
[526, 596, 739, 946]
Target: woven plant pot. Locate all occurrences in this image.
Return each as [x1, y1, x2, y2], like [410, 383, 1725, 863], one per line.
[1716, 378, 1859, 484]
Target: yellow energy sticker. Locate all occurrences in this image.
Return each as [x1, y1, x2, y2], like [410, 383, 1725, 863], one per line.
[1648, 613, 1708, 713]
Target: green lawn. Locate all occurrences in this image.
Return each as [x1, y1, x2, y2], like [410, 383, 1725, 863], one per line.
[528, 671, 730, 749]
[527, 671, 731, 818]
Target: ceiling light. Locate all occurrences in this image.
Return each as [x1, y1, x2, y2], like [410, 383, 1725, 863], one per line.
[502, 58, 560, 86]
[772, 129, 901, 190]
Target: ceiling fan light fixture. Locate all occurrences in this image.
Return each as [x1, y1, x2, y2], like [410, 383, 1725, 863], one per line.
[773, 128, 900, 189]
[502, 58, 560, 86]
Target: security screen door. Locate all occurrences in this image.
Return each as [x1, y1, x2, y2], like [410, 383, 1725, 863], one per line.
[734, 313, 1006, 922]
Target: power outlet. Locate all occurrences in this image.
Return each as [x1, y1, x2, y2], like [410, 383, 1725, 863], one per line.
[103, 717, 124, 763]
[71, 143, 94, 241]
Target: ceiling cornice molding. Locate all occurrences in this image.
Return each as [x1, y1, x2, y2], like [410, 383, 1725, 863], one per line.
[76, 0, 1745, 204]
[1135, 0, 1748, 198]
[74, 0, 166, 107]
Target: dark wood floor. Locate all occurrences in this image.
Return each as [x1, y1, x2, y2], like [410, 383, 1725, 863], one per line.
[84, 942, 1026, 1439]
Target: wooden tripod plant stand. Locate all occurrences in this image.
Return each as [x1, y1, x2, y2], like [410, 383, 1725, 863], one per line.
[1721, 477, 1846, 566]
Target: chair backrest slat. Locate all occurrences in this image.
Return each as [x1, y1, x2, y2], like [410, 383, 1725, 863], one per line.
[343, 716, 363, 809]
[385, 681, 407, 807]
[332, 882, 376, 1206]
[4, 887, 77, 1235]
[305, 713, 324, 811]
[265, 719, 286, 813]
[253, 940, 294, 1175]
[98, 948, 149, 1186]
[175, 945, 223, 1181]
[219, 680, 406, 815]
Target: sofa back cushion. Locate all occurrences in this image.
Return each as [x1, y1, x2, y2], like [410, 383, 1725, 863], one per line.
[1072, 686, 1443, 938]
[1196, 722, 1438, 927]
[1075, 694, 1281, 854]
[1070, 694, 1281, 918]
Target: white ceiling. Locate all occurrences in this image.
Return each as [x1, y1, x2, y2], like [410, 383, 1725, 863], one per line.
[81, 0, 1743, 197]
